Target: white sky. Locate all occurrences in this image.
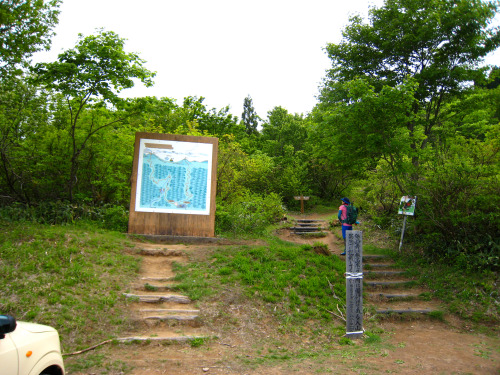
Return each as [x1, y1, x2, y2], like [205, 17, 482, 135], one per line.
[33, 0, 499, 120]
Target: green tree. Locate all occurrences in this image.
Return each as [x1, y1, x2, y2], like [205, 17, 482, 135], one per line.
[320, 0, 500, 188]
[261, 106, 307, 157]
[0, 77, 50, 203]
[0, 0, 61, 76]
[31, 30, 155, 202]
[241, 95, 260, 135]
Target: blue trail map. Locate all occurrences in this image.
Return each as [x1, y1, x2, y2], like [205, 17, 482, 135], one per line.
[135, 139, 212, 215]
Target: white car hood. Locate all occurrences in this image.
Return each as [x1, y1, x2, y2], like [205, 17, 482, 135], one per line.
[16, 321, 56, 334]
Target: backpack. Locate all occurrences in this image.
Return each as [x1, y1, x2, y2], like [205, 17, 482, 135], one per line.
[343, 204, 358, 225]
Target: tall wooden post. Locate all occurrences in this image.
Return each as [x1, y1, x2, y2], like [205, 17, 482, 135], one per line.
[345, 230, 363, 339]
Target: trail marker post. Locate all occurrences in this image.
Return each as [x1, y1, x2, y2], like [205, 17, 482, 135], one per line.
[293, 195, 309, 214]
[345, 230, 363, 339]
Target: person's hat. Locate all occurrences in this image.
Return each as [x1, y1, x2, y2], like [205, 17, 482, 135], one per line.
[341, 197, 350, 204]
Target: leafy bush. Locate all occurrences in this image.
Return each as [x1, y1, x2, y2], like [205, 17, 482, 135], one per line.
[0, 202, 129, 232]
[411, 133, 500, 271]
[215, 192, 285, 236]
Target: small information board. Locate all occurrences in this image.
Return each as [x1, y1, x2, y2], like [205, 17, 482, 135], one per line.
[398, 196, 417, 216]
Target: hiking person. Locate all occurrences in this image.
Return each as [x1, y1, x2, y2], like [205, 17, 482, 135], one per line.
[338, 197, 358, 255]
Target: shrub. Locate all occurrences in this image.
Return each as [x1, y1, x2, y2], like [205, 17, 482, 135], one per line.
[215, 192, 285, 236]
[0, 202, 129, 232]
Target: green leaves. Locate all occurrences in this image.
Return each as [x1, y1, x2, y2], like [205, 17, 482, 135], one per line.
[0, 0, 61, 76]
[32, 30, 156, 105]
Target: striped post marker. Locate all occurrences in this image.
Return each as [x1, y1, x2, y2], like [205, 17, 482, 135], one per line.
[345, 230, 363, 339]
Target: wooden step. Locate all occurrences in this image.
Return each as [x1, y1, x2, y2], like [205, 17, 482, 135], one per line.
[363, 255, 390, 261]
[139, 283, 177, 292]
[296, 219, 325, 223]
[365, 263, 397, 268]
[365, 270, 406, 278]
[124, 293, 191, 304]
[139, 248, 184, 257]
[375, 308, 438, 315]
[142, 314, 198, 322]
[139, 308, 200, 314]
[295, 231, 325, 236]
[364, 280, 415, 288]
[141, 277, 176, 282]
[290, 226, 320, 231]
[116, 335, 208, 343]
[368, 292, 419, 300]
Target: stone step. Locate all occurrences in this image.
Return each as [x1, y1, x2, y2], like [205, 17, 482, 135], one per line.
[124, 293, 191, 304]
[296, 219, 325, 223]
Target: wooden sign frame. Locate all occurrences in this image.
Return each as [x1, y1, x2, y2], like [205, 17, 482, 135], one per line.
[128, 132, 218, 237]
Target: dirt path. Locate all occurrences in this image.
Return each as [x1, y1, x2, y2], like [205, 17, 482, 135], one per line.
[69, 213, 499, 374]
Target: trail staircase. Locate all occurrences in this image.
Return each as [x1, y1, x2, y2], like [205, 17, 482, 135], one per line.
[363, 254, 443, 317]
[123, 246, 210, 343]
[289, 219, 327, 236]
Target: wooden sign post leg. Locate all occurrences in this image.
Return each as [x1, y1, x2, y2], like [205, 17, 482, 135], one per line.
[399, 215, 407, 252]
[294, 195, 309, 215]
[345, 230, 363, 339]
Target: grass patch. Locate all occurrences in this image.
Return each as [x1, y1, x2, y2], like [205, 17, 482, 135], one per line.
[363, 244, 395, 256]
[399, 251, 499, 323]
[173, 239, 347, 323]
[0, 220, 140, 353]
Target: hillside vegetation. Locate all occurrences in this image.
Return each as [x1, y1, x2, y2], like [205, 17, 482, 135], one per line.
[1, 0, 498, 345]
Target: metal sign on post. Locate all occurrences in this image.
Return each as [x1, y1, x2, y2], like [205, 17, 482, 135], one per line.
[398, 196, 417, 251]
[293, 195, 310, 214]
[345, 230, 363, 339]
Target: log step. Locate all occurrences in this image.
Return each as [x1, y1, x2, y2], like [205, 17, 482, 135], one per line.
[290, 227, 320, 231]
[296, 219, 325, 223]
[141, 277, 176, 282]
[365, 270, 406, 277]
[123, 293, 191, 304]
[116, 335, 209, 343]
[139, 308, 200, 314]
[368, 292, 418, 300]
[142, 314, 198, 322]
[140, 283, 177, 291]
[363, 255, 390, 261]
[295, 231, 325, 235]
[365, 280, 415, 287]
[139, 248, 184, 257]
[365, 263, 397, 268]
[375, 308, 438, 315]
